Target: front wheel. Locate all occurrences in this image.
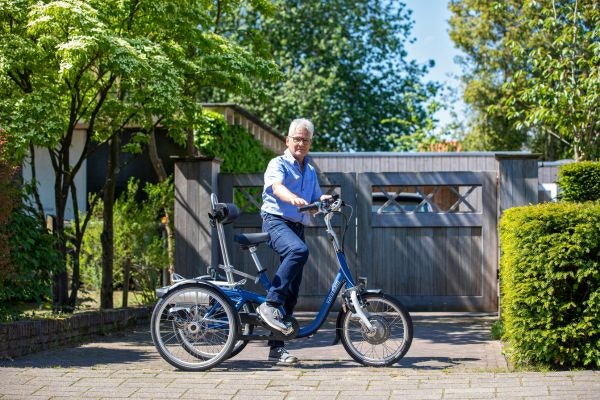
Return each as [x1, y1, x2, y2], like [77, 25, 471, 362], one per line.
[150, 283, 238, 371]
[339, 293, 413, 367]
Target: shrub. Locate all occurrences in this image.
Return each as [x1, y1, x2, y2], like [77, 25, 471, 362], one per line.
[75, 204, 103, 296]
[0, 134, 20, 296]
[0, 201, 63, 320]
[499, 202, 600, 368]
[79, 178, 172, 304]
[195, 110, 275, 173]
[557, 161, 600, 202]
[1, 136, 63, 320]
[113, 178, 171, 304]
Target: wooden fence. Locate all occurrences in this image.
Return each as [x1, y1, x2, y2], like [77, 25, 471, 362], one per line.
[174, 152, 540, 312]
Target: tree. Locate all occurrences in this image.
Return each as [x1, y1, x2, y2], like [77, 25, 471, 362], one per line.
[449, 0, 599, 160]
[0, 0, 278, 309]
[205, 0, 441, 151]
[504, 0, 599, 161]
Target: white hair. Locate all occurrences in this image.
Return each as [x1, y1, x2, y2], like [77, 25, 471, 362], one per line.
[288, 118, 314, 138]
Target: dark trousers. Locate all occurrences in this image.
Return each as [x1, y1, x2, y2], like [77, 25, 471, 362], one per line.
[261, 213, 309, 348]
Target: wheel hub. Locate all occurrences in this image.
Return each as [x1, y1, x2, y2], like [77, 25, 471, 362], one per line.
[361, 315, 390, 345]
[177, 306, 208, 341]
[185, 321, 206, 340]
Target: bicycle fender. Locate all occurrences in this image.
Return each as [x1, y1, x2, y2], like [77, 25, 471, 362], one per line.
[155, 278, 224, 299]
[332, 289, 384, 345]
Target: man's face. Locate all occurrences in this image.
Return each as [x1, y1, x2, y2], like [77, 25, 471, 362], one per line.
[286, 127, 312, 160]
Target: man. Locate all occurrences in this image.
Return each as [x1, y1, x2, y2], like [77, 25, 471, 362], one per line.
[257, 118, 329, 364]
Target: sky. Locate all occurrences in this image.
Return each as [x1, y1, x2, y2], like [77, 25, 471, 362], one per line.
[403, 0, 465, 129]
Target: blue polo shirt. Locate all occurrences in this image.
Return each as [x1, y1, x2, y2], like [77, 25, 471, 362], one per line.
[261, 149, 322, 224]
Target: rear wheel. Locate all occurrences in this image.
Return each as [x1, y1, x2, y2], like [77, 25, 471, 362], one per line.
[339, 293, 412, 367]
[151, 284, 238, 371]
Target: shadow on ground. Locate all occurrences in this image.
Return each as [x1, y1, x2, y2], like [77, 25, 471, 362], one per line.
[0, 313, 500, 371]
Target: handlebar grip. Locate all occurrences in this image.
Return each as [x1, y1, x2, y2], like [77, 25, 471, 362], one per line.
[298, 203, 319, 213]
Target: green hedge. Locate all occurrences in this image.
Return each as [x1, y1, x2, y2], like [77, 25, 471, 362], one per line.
[499, 202, 600, 368]
[195, 110, 275, 173]
[558, 161, 600, 202]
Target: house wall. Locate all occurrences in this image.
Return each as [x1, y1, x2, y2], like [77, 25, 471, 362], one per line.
[85, 128, 185, 202]
[22, 103, 283, 221]
[21, 129, 87, 219]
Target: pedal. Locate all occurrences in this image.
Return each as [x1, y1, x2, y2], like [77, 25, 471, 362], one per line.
[280, 321, 294, 336]
[274, 317, 298, 338]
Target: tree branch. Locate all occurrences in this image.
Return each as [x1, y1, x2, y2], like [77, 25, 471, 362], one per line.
[69, 74, 118, 179]
[148, 125, 168, 181]
[543, 126, 572, 147]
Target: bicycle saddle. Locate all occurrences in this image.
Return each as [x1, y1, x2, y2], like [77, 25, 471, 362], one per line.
[234, 232, 270, 246]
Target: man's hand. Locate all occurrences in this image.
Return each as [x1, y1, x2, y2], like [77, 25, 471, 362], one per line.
[320, 194, 333, 201]
[290, 197, 308, 206]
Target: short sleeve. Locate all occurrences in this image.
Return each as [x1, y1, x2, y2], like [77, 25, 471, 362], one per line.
[263, 157, 285, 190]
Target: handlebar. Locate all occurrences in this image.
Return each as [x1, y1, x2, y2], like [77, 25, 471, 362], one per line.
[298, 203, 319, 213]
[298, 194, 342, 214]
[298, 194, 352, 252]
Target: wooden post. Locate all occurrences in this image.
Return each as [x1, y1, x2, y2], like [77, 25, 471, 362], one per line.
[173, 157, 221, 278]
[496, 153, 540, 213]
[496, 153, 540, 317]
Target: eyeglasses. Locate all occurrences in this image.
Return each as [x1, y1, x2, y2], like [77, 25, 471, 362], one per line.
[288, 136, 312, 145]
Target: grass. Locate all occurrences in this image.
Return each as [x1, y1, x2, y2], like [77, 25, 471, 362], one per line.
[490, 319, 504, 340]
[2, 290, 151, 321]
[78, 290, 149, 310]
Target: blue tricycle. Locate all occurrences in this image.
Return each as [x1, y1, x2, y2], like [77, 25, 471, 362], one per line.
[151, 194, 413, 370]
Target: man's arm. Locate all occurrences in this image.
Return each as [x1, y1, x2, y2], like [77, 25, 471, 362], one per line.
[272, 182, 308, 206]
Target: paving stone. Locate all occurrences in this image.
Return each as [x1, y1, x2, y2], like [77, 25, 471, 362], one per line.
[0, 313, 597, 400]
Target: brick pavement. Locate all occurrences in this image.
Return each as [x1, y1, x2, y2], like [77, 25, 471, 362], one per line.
[0, 313, 598, 399]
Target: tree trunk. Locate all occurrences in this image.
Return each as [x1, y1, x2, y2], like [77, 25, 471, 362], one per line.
[100, 133, 120, 309]
[49, 144, 70, 310]
[68, 193, 100, 306]
[148, 128, 175, 284]
[68, 247, 81, 307]
[122, 257, 131, 308]
[186, 127, 196, 157]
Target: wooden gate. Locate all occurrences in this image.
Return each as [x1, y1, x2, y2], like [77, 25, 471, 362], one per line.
[356, 172, 497, 311]
[217, 170, 497, 311]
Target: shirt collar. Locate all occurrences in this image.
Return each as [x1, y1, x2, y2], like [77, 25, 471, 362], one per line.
[283, 149, 310, 167]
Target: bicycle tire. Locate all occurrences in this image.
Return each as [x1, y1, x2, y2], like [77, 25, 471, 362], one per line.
[339, 292, 413, 367]
[150, 283, 238, 371]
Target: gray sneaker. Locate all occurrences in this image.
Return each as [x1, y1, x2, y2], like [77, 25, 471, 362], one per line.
[268, 347, 298, 364]
[256, 303, 289, 333]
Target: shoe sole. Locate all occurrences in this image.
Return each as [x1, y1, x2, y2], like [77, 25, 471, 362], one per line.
[268, 357, 299, 364]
